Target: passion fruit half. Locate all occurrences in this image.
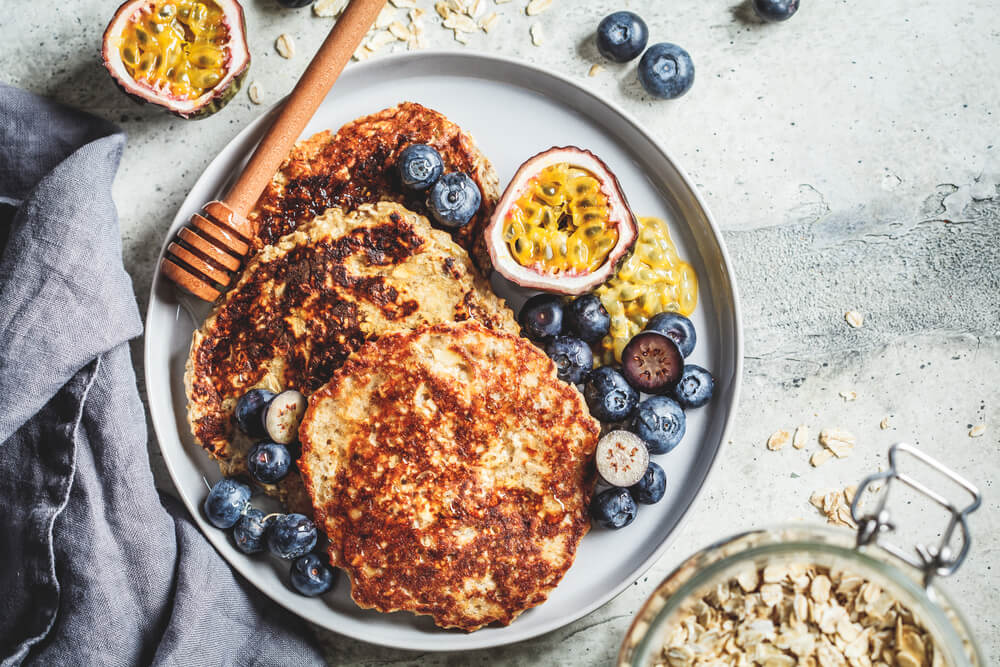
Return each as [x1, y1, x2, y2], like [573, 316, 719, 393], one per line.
[485, 147, 639, 295]
[102, 0, 250, 119]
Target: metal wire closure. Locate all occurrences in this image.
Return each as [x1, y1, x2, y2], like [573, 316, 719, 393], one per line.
[851, 443, 982, 587]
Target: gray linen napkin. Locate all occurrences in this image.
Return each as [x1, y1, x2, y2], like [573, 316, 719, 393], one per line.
[0, 84, 326, 667]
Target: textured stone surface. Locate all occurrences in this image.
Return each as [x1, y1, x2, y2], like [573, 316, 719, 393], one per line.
[3, 0, 997, 664]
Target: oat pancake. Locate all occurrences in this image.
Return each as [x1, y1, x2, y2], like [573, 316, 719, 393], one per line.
[185, 203, 517, 511]
[249, 102, 499, 270]
[298, 322, 600, 631]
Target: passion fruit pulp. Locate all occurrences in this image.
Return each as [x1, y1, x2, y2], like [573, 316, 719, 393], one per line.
[485, 147, 638, 295]
[102, 0, 250, 119]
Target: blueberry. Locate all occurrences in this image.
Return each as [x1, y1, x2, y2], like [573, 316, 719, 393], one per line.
[203, 478, 251, 529]
[565, 295, 611, 343]
[629, 462, 666, 504]
[629, 395, 686, 455]
[591, 487, 638, 529]
[673, 365, 715, 409]
[290, 553, 336, 596]
[545, 336, 593, 384]
[233, 508, 272, 554]
[267, 513, 318, 560]
[247, 441, 293, 485]
[644, 312, 697, 357]
[235, 388, 275, 438]
[427, 172, 481, 228]
[621, 331, 684, 394]
[752, 0, 799, 22]
[596, 11, 649, 63]
[518, 294, 565, 341]
[584, 366, 639, 423]
[398, 144, 444, 191]
[638, 43, 695, 100]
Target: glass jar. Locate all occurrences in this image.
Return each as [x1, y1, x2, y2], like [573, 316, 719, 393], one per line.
[618, 444, 983, 667]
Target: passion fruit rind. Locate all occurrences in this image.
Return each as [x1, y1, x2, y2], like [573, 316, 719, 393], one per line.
[485, 146, 639, 295]
[102, 0, 251, 119]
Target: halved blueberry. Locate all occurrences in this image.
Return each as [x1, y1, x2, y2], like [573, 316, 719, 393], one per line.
[621, 331, 684, 394]
[595, 430, 649, 487]
[629, 395, 686, 455]
[263, 390, 307, 445]
[233, 508, 272, 554]
[584, 366, 639, 423]
[753, 0, 799, 22]
[591, 487, 638, 529]
[638, 43, 695, 100]
[545, 336, 593, 384]
[235, 388, 275, 438]
[290, 553, 337, 596]
[267, 513, 318, 560]
[518, 293, 565, 341]
[673, 365, 715, 409]
[398, 144, 444, 191]
[644, 312, 696, 357]
[629, 462, 666, 504]
[565, 294, 611, 343]
[247, 441, 293, 485]
[203, 478, 251, 529]
[427, 172, 481, 228]
[596, 11, 649, 63]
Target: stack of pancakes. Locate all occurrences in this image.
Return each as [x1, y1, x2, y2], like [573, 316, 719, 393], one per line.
[186, 103, 599, 631]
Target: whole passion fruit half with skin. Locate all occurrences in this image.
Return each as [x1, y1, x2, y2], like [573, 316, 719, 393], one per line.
[102, 0, 250, 119]
[485, 147, 639, 295]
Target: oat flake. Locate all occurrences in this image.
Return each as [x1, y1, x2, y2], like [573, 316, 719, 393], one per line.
[845, 310, 864, 328]
[247, 81, 263, 104]
[767, 430, 790, 451]
[969, 423, 986, 437]
[530, 22, 544, 45]
[526, 0, 553, 15]
[792, 425, 809, 449]
[275, 33, 295, 59]
[588, 63, 603, 77]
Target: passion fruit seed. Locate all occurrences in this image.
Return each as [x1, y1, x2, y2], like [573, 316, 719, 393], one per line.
[620, 331, 684, 394]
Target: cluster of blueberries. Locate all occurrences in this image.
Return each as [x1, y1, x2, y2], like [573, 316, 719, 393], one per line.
[596, 1, 799, 100]
[203, 387, 335, 597]
[518, 294, 714, 530]
[397, 144, 482, 229]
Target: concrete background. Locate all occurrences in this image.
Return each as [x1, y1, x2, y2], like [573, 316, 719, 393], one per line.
[3, 0, 998, 663]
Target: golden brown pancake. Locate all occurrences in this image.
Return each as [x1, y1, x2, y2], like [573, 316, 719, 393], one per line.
[298, 322, 600, 631]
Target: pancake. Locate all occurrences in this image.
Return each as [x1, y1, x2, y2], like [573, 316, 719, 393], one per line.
[185, 203, 517, 511]
[249, 101, 499, 270]
[298, 322, 600, 631]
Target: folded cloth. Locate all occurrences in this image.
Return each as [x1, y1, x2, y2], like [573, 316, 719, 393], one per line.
[0, 84, 326, 667]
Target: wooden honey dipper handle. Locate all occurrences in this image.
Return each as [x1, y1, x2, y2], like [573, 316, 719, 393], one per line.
[226, 0, 388, 217]
[162, 0, 387, 302]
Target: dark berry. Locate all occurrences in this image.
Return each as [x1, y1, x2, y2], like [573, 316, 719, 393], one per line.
[427, 172, 481, 228]
[263, 389, 307, 445]
[629, 395, 686, 455]
[233, 508, 272, 554]
[596, 11, 649, 63]
[290, 553, 336, 596]
[203, 478, 251, 529]
[591, 487, 638, 529]
[621, 331, 684, 393]
[518, 293, 565, 340]
[398, 144, 444, 191]
[638, 43, 695, 100]
[673, 365, 715, 408]
[267, 513, 318, 560]
[644, 312, 697, 357]
[235, 389, 274, 438]
[545, 336, 593, 384]
[752, 0, 799, 22]
[565, 295, 611, 343]
[247, 441, 293, 485]
[584, 366, 639, 423]
[629, 462, 666, 504]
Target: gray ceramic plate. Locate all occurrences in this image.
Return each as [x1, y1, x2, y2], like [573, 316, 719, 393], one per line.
[144, 51, 743, 651]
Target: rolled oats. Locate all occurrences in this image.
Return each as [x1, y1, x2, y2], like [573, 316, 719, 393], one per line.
[811, 449, 834, 467]
[313, 0, 348, 17]
[530, 22, 544, 45]
[839, 390, 857, 401]
[526, 0, 553, 15]
[247, 81, 263, 104]
[275, 33, 295, 59]
[588, 63, 604, 76]
[968, 423, 986, 438]
[879, 416, 890, 430]
[810, 486, 858, 528]
[845, 311, 865, 328]
[768, 429, 791, 451]
[793, 425, 810, 449]
[820, 428, 856, 458]
[479, 11, 499, 31]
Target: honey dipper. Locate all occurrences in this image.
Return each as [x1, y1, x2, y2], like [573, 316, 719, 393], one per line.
[161, 0, 388, 302]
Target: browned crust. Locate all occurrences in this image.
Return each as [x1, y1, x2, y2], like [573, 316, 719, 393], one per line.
[298, 322, 600, 631]
[249, 102, 499, 270]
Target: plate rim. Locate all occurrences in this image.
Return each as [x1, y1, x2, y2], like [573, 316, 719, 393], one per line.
[143, 49, 744, 652]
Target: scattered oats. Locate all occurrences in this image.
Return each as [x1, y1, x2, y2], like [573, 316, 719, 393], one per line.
[453, 29, 472, 43]
[969, 423, 986, 438]
[312, 0, 347, 17]
[845, 310, 865, 328]
[275, 33, 295, 59]
[479, 11, 499, 31]
[810, 448, 834, 467]
[588, 63, 603, 77]
[388, 21, 411, 40]
[530, 22, 544, 45]
[470, 0, 486, 17]
[435, 1, 451, 18]
[445, 13, 479, 31]
[879, 416, 890, 430]
[389, 0, 417, 6]
[374, 5, 396, 28]
[792, 424, 809, 449]
[352, 44, 373, 61]
[247, 81, 263, 104]
[409, 6, 426, 19]
[526, 0, 553, 15]
[451, 0, 468, 12]
[767, 429, 790, 451]
[810, 485, 858, 528]
[820, 428, 856, 458]
[367, 30, 396, 50]
[839, 390, 857, 401]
